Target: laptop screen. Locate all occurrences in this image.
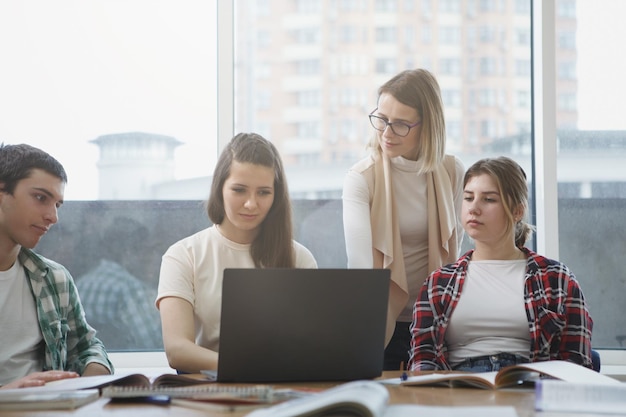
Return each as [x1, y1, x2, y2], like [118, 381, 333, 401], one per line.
[217, 268, 390, 382]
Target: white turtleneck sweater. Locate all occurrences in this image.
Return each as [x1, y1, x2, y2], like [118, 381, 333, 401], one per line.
[343, 155, 464, 322]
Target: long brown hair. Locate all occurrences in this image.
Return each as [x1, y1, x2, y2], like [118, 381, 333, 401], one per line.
[206, 133, 295, 267]
[464, 156, 535, 247]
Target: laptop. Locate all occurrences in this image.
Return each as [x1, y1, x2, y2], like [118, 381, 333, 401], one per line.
[216, 268, 390, 382]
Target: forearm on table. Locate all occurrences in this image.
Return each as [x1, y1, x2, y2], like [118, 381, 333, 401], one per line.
[164, 339, 218, 373]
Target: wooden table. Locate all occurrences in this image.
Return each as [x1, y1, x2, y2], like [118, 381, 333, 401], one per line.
[0, 372, 617, 417]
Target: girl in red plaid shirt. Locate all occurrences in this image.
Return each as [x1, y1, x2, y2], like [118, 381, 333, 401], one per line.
[409, 156, 593, 372]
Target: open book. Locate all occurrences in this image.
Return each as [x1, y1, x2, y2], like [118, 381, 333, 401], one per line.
[6, 371, 210, 394]
[246, 380, 518, 417]
[380, 360, 621, 390]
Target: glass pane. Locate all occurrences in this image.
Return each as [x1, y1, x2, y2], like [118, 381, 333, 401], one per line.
[0, 1, 218, 351]
[234, 0, 532, 264]
[556, 0, 626, 350]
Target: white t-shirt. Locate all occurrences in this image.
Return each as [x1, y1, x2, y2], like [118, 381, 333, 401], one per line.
[445, 259, 530, 365]
[0, 260, 44, 385]
[156, 225, 318, 352]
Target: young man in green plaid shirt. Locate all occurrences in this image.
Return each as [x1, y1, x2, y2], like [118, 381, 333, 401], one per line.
[0, 143, 113, 389]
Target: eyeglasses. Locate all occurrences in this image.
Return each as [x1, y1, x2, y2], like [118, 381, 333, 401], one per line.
[368, 109, 421, 137]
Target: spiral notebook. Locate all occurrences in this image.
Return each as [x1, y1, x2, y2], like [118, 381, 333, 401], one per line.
[101, 383, 274, 400]
[101, 383, 316, 412]
[216, 268, 391, 382]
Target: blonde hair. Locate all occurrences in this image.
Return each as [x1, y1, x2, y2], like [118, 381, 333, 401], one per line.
[369, 68, 446, 173]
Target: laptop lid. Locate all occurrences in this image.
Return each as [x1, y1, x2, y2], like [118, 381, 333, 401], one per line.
[217, 268, 390, 383]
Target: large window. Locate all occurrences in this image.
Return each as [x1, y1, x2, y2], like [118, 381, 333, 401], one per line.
[234, 0, 533, 255]
[1, 1, 624, 366]
[0, 1, 218, 352]
[555, 0, 626, 351]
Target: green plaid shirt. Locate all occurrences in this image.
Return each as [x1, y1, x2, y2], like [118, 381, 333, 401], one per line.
[19, 248, 113, 374]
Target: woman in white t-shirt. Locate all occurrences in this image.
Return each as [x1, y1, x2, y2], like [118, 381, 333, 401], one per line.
[156, 133, 317, 373]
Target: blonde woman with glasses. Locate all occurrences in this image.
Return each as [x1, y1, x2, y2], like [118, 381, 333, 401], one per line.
[342, 69, 464, 370]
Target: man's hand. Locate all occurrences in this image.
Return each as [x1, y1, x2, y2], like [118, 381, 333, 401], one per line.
[1, 371, 79, 389]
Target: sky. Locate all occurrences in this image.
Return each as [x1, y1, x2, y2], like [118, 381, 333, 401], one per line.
[0, 0, 623, 200]
[577, 0, 626, 130]
[0, 0, 217, 200]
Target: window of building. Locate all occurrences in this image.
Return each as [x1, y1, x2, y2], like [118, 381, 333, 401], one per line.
[479, 25, 497, 43]
[558, 61, 577, 80]
[558, 31, 577, 49]
[480, 119, 497, 138]
[375, 0, 397, 12]
[440, 0, 462, 13]
[338, 26, 358, 43]
[517, 90, 531, 108]
[441, 89, 462, 107]
[516, 28, 531, 45]
[479, 0, 497, 13]
[440, 26, 461, 45]
[479, 57, 497, 75]
[514, 59, 530, 77]
[515, 0, 530, 14]
[403, 0, 416, 13]
[558, 92, 577, 111]
[295, 0, 320, 13]
[558, 0, 577, 18]
[296, 90, 321, 107]
[439, 58, 461, 75]
[338, 0, 367, 12]
[295, 59, 321, 75]
[375, 27, 397, 43]
[478, 89, 498, 107]
[296, 121, 320, 139]
[421, 25, 432, 44]
[375, 58, 397, 75]
[292, 28, 320, 44]
[404, 26, 417, 49]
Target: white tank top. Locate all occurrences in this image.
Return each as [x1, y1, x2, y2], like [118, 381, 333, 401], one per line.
[445, 259, 530, 365]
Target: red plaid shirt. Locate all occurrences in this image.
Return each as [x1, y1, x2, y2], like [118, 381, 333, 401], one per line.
[409, 247, 593, 371]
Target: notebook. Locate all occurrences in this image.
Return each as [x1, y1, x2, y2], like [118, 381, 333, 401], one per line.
[216, 268, 390, 383]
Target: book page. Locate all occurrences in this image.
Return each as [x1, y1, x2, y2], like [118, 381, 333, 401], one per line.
[3, 373, 151, 393]
[246, 380, 389, 417]
[170, 398, 266, 413]
[14, 371, 212, 393]
[381, 372, 498, 390]
[495, 360, 621, 387]
[384, 404, 518, 417]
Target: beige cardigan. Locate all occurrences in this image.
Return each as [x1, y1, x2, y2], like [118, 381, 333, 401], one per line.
[350, 153, 461, 345]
